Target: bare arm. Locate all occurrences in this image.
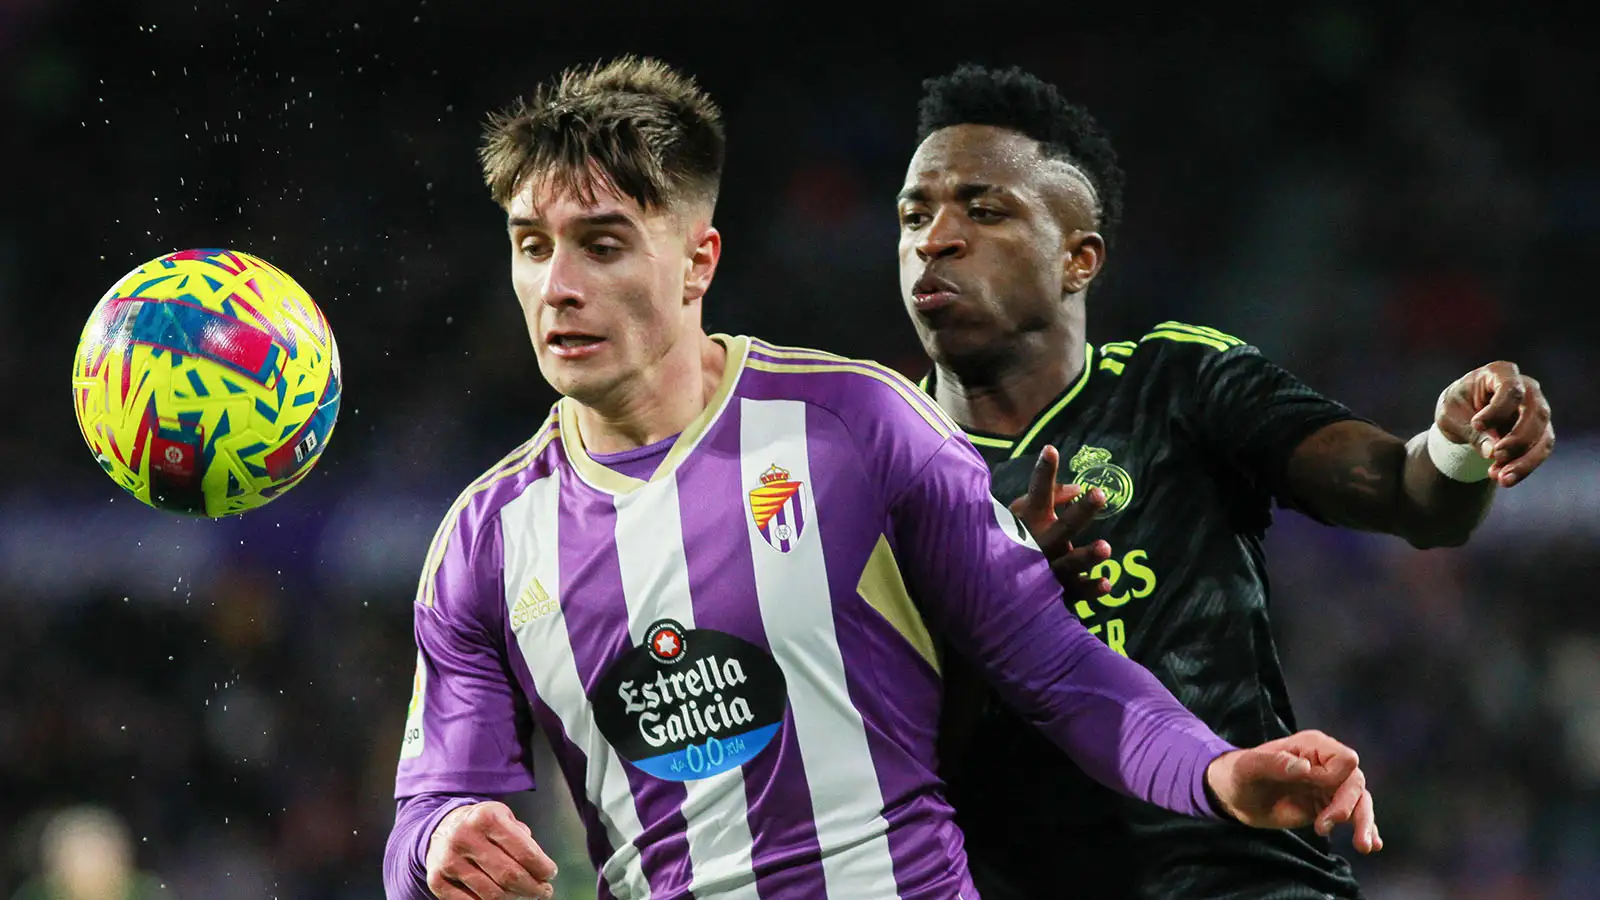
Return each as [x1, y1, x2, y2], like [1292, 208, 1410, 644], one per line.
[1284, 362, 1554, 549]
[1285, 420, 1491, 548]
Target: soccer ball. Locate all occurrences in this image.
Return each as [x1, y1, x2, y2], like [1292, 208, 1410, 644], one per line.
[71, 248, 343, 517]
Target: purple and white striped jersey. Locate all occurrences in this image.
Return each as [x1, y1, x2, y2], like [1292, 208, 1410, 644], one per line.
[385, 335, 1236, 900]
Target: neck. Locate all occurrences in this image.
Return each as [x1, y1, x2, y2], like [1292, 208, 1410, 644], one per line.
[934, 331, 1086, 436]
[574, 333, 727, 454]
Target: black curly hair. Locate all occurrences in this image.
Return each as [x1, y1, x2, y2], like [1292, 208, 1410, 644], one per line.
[917, 63, 1124, 250]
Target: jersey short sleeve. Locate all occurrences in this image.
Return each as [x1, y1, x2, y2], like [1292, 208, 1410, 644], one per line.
[1187, 342, 1363, 510]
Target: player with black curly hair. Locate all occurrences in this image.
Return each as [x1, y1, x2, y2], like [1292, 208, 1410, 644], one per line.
[897, 63, 1556, 899]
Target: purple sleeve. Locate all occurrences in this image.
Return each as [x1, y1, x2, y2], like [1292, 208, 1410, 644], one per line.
[396, 511, 536, 798]
[383, 792, 493, 899]
[894, 438, 1237, 818]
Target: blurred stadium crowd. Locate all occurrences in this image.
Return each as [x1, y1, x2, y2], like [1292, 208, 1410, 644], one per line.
[1, 2, 1596, 898]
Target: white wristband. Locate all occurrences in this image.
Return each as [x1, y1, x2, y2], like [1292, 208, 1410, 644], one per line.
[1426, 422, 1493, 483]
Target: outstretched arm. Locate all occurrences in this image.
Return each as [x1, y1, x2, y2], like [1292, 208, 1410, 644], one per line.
[1285, 362, 1554, 549]
[897, 436, 1378, 849]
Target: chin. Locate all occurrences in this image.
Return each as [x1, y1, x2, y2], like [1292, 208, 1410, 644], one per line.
[541, 365, 621, 407]
[537, 358, 587, 399]
[924, 326, 991, 365]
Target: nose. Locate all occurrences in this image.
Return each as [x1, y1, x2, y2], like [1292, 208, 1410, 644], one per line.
[916, 209, 968, 262]
[539, 244, 584, 310]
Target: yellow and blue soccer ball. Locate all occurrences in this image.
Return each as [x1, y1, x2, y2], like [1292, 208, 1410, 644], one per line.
[71, 248, 342, 517]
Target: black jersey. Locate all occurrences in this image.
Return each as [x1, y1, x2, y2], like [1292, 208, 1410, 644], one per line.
[933, 322, 1366, 900]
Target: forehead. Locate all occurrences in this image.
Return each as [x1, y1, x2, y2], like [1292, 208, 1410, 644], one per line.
[506, 171, 653, 226]
[903, 125, 1044, 192]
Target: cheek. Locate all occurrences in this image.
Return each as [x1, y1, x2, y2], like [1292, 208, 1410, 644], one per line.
[510, 261, 541, 308]
[614, 272, 676, 341]
[897, 240, 918, 288]
[1009, 241, 1058, 287]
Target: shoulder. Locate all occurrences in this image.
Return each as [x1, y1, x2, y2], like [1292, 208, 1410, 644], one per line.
[737, 336, 967, 499]
[414, 407, 564, 611]
[1099, 320, 1258, 375]
[739, 336, 960, 446]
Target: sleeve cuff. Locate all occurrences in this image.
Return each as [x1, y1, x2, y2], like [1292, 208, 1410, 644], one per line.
[1194, 740, 1241, 822]
[411, 795, 492, 878]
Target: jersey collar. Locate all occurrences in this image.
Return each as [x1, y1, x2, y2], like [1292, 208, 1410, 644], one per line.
[918, 342, 1096, 461]
[559, 333, 750, 495]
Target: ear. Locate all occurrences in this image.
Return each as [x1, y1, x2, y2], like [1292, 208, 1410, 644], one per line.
[684, 224, 722, 303]
[1062, 230, 1106, 296]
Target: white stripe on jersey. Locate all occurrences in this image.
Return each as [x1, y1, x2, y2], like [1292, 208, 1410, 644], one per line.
[738, 398, 901, 899]
[613, 477, 761, 899]
[502, 471, 652, 900]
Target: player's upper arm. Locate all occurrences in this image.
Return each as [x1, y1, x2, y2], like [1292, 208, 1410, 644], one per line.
[888, 435, 1072, 677]
[397, 501, 535, 799]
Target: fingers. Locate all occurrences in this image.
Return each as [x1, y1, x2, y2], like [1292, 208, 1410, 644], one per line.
[1484, 375, 1546, 456]
[1053, 541, 1113, 600]
[453, 865, 504, 900]
[487, 824, 558, 886]
[1259, 730, 1358, 787]
[1050, 483, 1079, 509]
[1469, 362, 1524, 439]
[1315, 765, 1366, 837]
[1040, 486, 1106, 549]
[1022, 446, 1062, 520]
[1350, 789, 1382, 854]
[442, 858, 554, 900]
[478, 805, 556, 892]
[1276, 750, 1313, 780]
[1062, 578, 1111, 604]
[1487, 377, 1553, 486]
[1029, 486, 1084, 556]
[1304, 737, 1359, 788]
[429, 803, 555, 900]
[1010, 447, 1066, 536]
[427, 876, 479, 900]
[1493, 426, 1554, 487]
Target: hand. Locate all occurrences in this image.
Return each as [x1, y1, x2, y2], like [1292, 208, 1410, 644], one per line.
[1204, 730, 1382, 855]
[426, 801, 558, 900]
[1010, 446, 1113, 603]
[1436, 361, 1554, 487]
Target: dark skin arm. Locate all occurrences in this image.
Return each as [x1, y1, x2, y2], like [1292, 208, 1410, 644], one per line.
[1284, 362, 1554, 549]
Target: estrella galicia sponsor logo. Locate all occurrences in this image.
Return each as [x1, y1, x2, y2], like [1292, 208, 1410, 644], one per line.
[592, 618, 787, 782]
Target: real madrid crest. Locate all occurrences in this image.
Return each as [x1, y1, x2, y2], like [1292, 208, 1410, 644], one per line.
[1068, 446, 1134, 519]
[749, 463, 807, 552]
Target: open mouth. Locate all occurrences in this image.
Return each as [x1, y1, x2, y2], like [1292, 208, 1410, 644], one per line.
[546, 332, 606, 357]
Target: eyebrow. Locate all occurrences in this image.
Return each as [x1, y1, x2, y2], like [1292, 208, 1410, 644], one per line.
[896, 182, 1009, 204]
[507, 212, 638, 230]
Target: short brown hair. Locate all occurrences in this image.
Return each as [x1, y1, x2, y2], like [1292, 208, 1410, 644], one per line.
[479, 56, 725, 214]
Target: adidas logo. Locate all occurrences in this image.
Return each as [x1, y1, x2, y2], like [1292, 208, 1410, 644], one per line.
[511, 578, 558, 627]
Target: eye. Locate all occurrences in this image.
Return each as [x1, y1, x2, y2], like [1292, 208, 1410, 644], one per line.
[899, 209, 929, 229]
[969, 206, 1006, 223]
[518, 237, 550, 260]
[588, 240, 625, 260]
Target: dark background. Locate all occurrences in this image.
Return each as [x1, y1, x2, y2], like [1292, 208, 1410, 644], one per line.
[2, 2, 1597, 897]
